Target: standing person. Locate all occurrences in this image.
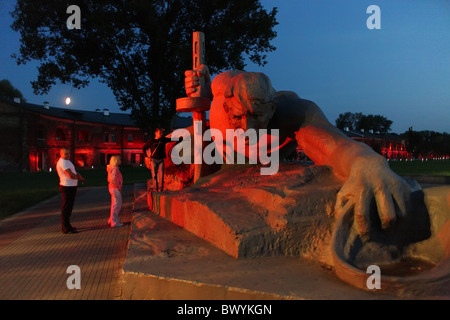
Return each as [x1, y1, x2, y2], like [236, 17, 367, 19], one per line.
[142, 128, 171, 192]
[56, 148, 85, 234]
[106, 155, 124, 227]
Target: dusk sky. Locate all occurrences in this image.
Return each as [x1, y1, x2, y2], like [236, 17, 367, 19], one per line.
[1, 0, 449, 133]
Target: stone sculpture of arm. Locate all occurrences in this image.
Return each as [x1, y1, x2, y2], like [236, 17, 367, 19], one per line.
[184, 64, 212, 99]
[295, 101, 411, 237]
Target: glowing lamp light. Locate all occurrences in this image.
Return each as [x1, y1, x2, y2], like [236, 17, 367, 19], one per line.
[65, 97, 71, 105]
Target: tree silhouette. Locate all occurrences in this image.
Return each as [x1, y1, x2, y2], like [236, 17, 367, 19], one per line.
[0, 79, 24, 101]
[11, 0, 278, 133]
[336, 112, 392, 134]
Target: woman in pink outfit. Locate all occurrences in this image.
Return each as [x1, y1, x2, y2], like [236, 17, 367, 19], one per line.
[107, 155, 124, 227]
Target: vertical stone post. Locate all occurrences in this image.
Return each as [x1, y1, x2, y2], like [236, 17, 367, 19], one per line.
[176, 31, 211, 183]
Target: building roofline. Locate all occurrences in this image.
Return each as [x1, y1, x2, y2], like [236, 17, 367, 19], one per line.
[0, 97, 192, 129]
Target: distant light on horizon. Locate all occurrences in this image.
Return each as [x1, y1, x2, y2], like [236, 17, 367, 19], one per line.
[65, 97, 71, 105]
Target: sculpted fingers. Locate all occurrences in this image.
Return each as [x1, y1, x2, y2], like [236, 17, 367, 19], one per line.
[335, 185, 353, 218]
[335, 194, 353, 219]
[354, 191, 371, 237]
[184, 70, 197, 77]
[197, 64, 210, 80]
[392, 189, 407, 218]
[391, 179, 411, 218]
[186, 87, 198, 96]
[184, 70, 198, 83]
[185, 70, 200, 95]
[185, 75, 199, 86]
[186, 88, 197, 96]
[375, 188, 396, 229]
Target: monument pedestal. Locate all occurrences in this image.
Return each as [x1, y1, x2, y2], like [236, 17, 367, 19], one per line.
[147, 163, 341, 260]
[122, 184, 398, 300]
[121, 163, 450, 299]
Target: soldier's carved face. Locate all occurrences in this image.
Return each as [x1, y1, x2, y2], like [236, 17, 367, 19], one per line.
[223, 97, 275, 133]
[220, 72, 276, 133]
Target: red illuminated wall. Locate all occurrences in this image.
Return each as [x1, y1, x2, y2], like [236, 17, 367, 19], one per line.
[351, 136, 411, 160]
[0, 100, 146, 172]
[29, 117, 146, 171]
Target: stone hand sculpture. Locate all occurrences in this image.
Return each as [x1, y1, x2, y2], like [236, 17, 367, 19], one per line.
[184, 65, 412, 237]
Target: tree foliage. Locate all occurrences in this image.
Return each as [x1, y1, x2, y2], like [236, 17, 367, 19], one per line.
[0, 79, 24, 101]
[401, 128, 450, 158]
[335, 112, 393, 134]
[11, 0, 278, 132]
[335, 112, 362, 131]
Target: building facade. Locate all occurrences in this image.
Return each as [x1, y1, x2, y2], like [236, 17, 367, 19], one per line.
[0, 98, 190, 172]
[342, 128, 411, 160]
[0, 98, 411, 172]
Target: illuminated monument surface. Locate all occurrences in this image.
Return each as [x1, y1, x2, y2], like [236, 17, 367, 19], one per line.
[125, 32, 450, 299]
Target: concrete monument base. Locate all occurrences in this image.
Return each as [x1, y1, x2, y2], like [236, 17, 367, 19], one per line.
[147, 163, 341, 261]
[122, 188, 396, 299]
[120, 163, 450, 299]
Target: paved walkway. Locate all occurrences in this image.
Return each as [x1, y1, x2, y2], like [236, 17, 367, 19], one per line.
[0, 185, 133, 300]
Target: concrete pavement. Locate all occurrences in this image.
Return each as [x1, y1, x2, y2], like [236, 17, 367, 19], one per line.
[1, 180, 448, 300]
[0, 185, 132, 300]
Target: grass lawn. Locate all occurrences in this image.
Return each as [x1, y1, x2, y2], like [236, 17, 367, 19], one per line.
[0, 166, 150, 220]
[1, 160, 449, 221]
[388, 159, 450, 177]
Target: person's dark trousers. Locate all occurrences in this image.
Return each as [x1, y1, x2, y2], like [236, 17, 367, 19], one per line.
[150, 158, 165, 191]
[59, 185, 77, 233]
